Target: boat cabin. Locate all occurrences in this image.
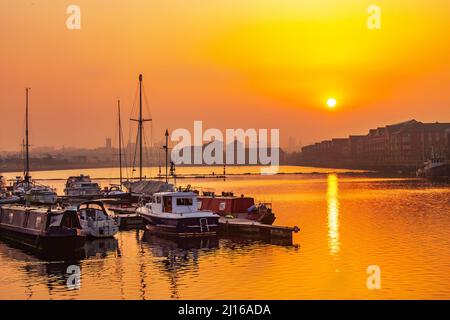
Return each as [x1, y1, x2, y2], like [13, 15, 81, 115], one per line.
[78, 201, 110, 222]
[0, 205, 81, 234]
[146, 192, 199, 214]
[198, 192, 255, 215]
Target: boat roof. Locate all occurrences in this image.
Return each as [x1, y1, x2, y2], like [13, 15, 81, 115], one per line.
[153, 191, 198, 197]
[199, 195, 253, 200]
[2, 204, 66, 215]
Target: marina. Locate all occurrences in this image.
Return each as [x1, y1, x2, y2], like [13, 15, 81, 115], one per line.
[1, 168, 450, 299]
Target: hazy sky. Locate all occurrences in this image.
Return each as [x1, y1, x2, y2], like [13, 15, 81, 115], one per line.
[1, 0, 450, 151]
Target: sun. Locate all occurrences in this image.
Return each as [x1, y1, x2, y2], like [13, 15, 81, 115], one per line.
[327, 98, 337, 108]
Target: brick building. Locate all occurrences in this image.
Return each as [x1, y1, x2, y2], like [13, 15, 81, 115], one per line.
[300, 120, 450, 170]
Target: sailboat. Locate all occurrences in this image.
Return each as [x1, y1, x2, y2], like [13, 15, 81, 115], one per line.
[122, 74, 172, 197]
[12, 88, 57, 205]
[136, 130, 219, 237]
[104, 99, 128, 198]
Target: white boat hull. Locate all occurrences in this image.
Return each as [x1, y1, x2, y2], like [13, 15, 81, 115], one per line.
[80, 220, 119, 238]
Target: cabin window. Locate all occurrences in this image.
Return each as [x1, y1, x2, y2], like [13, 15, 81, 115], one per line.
[8, 212, 13, 224]
[61, 212, 81, 229]
[176, 198, 193, 206]
[219, 202, 226, 211]
[197, 201, 202, 210]
[12, 211, 22, 225]
[156, 197, 161, 204]
[49, 214, 63, 227]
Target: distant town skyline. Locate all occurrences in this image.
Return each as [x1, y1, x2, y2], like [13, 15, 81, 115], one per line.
[1, 1, 450, 151]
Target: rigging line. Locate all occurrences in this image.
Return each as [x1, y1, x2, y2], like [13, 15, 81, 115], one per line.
[142, 83, 153, 119]
[127, 84, 139, 175]
[142, 126, 153, 178]
[131, 125, 140, 179]
[108, 108, 120, 182]
[142, 83, 154, 170]
[120, 121, 130, 180]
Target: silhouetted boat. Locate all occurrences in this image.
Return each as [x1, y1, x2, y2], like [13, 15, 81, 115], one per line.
[417, 157, 450, 180]
[0, 204, 85, 254]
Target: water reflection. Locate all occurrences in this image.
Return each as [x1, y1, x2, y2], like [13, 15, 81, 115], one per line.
[0, 237, 120, 298]
[327, 174, 340, 256]
[141, 232, 219, 298]
[84, 238, 119, 259]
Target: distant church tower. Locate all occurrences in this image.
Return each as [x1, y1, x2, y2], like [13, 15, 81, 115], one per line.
[106, 138, 112, 149]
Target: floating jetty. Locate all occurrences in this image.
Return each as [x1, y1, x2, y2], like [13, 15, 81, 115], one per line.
[108, 206, 144, 228]
[219, 217, 299, 240]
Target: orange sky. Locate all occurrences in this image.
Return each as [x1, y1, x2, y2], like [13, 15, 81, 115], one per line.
[1, 0, 450, 151]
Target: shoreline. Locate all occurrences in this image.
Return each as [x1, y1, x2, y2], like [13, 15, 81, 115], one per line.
[1, 166, 420, 181]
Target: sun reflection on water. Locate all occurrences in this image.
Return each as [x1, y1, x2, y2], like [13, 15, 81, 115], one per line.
[327, 174, 340, 256]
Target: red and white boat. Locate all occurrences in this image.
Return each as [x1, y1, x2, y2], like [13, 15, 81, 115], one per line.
[198, 192, 276, 225]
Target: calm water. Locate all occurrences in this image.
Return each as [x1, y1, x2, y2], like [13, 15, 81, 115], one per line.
[1, 166, 450, 299]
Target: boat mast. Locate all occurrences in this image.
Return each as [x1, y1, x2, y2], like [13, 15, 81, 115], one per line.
[130, 74, 151, 181]
[164, 129, 169, 184]
[139, 74, 143, 180]
[25, 88, 30, 183]
[118, 99, 123, 185]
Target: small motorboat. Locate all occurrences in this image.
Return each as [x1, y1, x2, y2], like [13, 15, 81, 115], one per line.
[77, 201, 119, 238]
[137, 187, 219, 237]
[103, 184, 130, 199]
[12, 176, 34, 197]
[25, 186, 58, 205]
[417, 156, 450, 180]
[64, 175, 103, 198]
[1, 177, 21, 205]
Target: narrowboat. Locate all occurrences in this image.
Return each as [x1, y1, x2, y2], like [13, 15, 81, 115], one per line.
[198, 192, 276, 225]
[0, 204, 85, 254]
[137, 189, 219, 237]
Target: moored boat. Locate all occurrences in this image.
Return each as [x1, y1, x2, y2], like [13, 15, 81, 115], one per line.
[10, 89, 57, 203]
[198, 191, 276, 225]
[25, 185, 58, 205]
[0, 176, 21, 204]
[77, 201, 119, 238]
[137, 189, 219, 237]
[417, 157, 450, 180]
[64, 175, 102, 198]
[0, 204, 85, 254]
